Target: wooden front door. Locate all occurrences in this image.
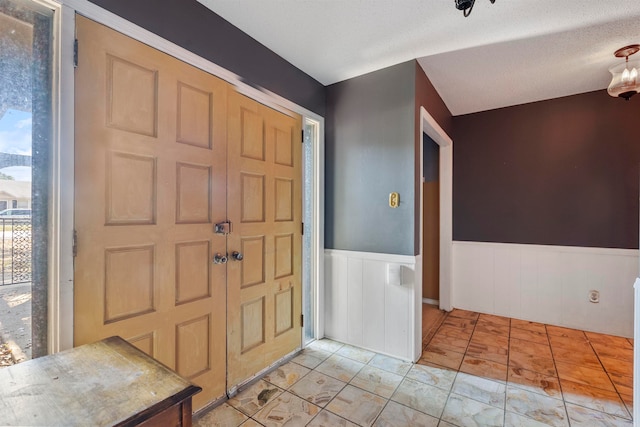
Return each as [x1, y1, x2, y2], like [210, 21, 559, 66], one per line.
[74, 16, 228, 408]
[74, 16, 303, 408]
[226, 92, 302, 388]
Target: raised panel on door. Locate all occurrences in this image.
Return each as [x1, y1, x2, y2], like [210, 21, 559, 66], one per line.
[227, 92, 302, 388]
[74, 16, 227, 409]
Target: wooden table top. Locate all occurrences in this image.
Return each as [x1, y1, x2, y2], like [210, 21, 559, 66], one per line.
[0, 336, 201, 426]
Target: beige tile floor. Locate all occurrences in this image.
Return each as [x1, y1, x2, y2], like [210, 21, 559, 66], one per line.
[194, 309, 634, 426]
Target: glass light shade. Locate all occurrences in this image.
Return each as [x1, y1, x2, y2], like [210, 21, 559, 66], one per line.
[608, 59, 640, 100]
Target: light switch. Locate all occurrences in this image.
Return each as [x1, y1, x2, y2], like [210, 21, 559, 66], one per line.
[386, 263, 402, 286]
[389, 192, 400, 208]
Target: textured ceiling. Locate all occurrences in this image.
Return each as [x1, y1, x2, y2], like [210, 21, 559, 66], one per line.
[197, 0, 640, 115]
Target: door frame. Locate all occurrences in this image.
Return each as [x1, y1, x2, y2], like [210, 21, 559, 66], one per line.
[418, 106, 453, 314]
[50, 0, 325, 353]
[21, 0, 76, 355]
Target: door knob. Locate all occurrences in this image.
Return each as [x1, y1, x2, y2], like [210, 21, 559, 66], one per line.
[231, 251, 244, 261]
[213, 253, 228, 264]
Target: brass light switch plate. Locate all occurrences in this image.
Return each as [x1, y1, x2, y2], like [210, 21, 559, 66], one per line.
[389, 192, 400, 208]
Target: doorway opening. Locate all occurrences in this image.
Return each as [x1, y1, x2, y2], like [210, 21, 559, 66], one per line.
[421, 133, 446, 345]
[0, 0, 53, 365]
[417, 107, 453, 357]
[422, 133, 440, 306]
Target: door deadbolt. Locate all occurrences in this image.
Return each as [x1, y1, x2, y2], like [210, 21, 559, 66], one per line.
[231, 251, 244, 261]
[214, 221, 232, 235]
[213, 253, 228, 264]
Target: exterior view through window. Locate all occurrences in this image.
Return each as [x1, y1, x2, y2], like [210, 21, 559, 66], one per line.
[0, 0, 52, 366]
[302, 119, 317, 345]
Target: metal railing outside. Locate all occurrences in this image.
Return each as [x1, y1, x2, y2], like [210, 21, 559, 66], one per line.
[0, 218, 31, 285]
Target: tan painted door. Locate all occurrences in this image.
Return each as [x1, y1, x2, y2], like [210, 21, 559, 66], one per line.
[226, 92, 302, 388]
[74, 16, 228, 408]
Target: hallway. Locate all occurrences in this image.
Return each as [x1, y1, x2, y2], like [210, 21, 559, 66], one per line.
[195, 308, 633, 426]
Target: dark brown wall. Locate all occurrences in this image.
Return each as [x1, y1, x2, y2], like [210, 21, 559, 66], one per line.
[453, 90, 640, 249]
[415, 63, 453, 139]
[88, 0, 325, 116]
[415, 63, 452, 253]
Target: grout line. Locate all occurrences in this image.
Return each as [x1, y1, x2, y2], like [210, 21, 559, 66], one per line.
[439, 310, 480, 422]
[421, 307, 448, 349]
[503, 315, 511, 414]
[586, 337, 634, 421]
[544, 323, 573, 427]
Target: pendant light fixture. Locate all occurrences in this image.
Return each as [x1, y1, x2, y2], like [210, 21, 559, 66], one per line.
[607, 45, 640, 101]
[455, 0, 496, 17]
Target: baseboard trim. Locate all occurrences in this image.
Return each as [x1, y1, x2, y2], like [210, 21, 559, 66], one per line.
[422, 298, 439, 306]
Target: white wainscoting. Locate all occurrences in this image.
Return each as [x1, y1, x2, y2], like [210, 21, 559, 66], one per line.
[452, 241, 638, 337]
[324, 249, 420, 362]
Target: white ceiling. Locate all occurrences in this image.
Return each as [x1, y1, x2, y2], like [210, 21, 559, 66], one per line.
[197, 0, 640, 115]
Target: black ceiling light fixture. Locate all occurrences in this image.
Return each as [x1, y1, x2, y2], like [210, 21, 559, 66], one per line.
[455, 0, 496, 17]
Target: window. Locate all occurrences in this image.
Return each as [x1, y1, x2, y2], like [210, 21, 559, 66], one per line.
[0, 0, 53, 360]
